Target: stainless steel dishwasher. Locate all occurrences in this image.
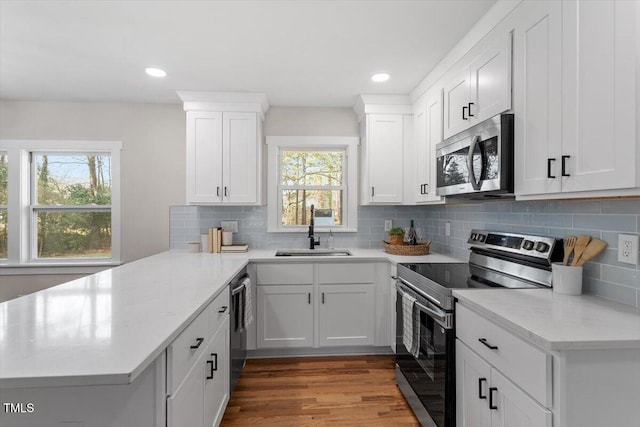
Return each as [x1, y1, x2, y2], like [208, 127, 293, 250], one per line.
[229, 268, 249, 396]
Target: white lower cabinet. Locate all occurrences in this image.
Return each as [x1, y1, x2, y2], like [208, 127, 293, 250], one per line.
[168, 287, 230, 427]
[318, 284, 374, 346]
[456, 340, 551, 427]
[256, 284, 314, 348]
[255, 262, 383, 350]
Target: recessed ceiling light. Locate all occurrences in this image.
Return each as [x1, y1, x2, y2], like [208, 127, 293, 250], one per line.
[145, 67, 167, 78]
[371, 73, 390, 82]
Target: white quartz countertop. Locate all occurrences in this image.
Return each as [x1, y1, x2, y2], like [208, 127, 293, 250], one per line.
[453, 288, 640, 351]
[0, 248, 461, 388]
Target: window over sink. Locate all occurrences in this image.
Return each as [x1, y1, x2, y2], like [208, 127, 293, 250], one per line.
[266, 136, 358, 232]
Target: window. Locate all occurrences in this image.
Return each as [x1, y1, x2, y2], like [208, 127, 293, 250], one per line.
[267, 136, 358, 232]
[0, 140, 121, 267]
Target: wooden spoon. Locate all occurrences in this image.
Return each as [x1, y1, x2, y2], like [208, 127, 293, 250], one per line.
[575, 239, 608, 266]
[563, 236, 577, 265]
[571, 235, 592, 266]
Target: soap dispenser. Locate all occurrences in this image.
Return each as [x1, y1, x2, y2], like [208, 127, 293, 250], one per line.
[327, 230, 335, 249]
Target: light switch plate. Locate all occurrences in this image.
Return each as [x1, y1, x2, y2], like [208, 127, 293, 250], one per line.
[445, 222, 451, 237]
[221, 221, 238, 233]
[618, 234, 639, 265]
[384, 220, 392, 232]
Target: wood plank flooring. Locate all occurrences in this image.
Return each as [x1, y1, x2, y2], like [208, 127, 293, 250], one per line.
[220, 355, 420, 426]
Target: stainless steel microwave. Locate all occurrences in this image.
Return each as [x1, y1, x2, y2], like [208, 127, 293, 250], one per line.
[435, 113, 514, 198]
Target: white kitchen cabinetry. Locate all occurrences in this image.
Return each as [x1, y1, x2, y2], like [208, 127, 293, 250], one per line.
[255, 262, 383, 350]
[414, 87, 444, 204]
[456, 341, 552, 427]
[443, 31, 512, 140]
[354, 95, 413, 205]
[168, 287, 230, 427]
[256, 284, 314, 348]
[179, 91, 269, 205]
[318, 284, 374, 346]
[514, 0, 639, 198]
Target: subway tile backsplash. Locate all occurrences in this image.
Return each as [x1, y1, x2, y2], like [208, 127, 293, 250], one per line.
[170, 198, 640, 308]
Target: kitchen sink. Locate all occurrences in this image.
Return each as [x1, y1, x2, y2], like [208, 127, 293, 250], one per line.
[275, 249, 352, 257]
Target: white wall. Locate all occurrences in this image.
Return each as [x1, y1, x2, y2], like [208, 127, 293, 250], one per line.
[0, 100, 186, 300]
[264, 106, 359, 136]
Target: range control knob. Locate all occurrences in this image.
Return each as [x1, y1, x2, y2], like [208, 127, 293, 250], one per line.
[470, 233, 477, 241]
[478, 234, 486, 242]
[535, 242, 550, 253]
[522, 240, 535, 250]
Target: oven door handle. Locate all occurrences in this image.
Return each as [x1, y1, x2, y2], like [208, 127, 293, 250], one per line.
[396, 283, 449, 327]
[231, 282, 247, 296]
[395, 277, 441, 306]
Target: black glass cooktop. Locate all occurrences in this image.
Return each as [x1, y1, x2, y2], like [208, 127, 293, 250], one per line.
[402, 262, 542, 290]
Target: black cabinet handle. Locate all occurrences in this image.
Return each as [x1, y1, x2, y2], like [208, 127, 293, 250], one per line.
[308, 292, 311, 304]
[371, 187, 375, 197]
[489, 387, 498, 410]
[218, 306, 228, 313]
[322, 292, 325, 304]
[206, 360, 214, 379]
[479, 338, 498, 350]
[462, 106, 468, 120]
[224, 186, 228, 197]
[547, 158, 556, 179]
[478, 378, 487, 399]
[424, 184, 428, 194]
[468, 102, 475, 117]
[419, 184, 423, 194]
[562, 155, 571, 177]
[190, 337, 204, 349]
[216, 186, 220, 197]
[211, 353, 218, 371]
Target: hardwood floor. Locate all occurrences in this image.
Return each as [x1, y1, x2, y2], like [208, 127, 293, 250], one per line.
[220, 355, 420, 426]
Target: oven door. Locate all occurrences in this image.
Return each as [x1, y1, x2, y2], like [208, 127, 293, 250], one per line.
[396, 282, 455, 427]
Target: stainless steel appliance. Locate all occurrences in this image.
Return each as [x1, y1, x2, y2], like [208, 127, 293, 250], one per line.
[229, 268, 249, 396]
[436, 113, 514, 198]
[395, 229, 562, 427]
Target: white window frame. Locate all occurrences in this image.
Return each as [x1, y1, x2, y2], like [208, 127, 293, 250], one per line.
[0, 140, 122, 270]
[266, 136, 358, 232]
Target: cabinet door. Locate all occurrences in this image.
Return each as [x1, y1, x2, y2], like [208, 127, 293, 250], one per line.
[204, 318, 230, 427]
[490, 369, 552, 427]
[561, 0, 638, 193]
[366, 114, 404, 203]
[222, 112, 258, 204]
[256, 285, 314, 348]
[513, 0, 563, 196]
[414, 107, 429, 203]
[456, 340, 492, 427]
[186, 111, 224, 204]
[167, 347, 206, 427]
[443, 68, 471, 139]
[469, 31, 512, 124]
[318, 284, 374, 347]
[425, 89, 444, 202]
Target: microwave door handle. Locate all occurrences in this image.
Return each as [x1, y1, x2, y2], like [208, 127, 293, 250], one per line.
[467, 135, 482, 190]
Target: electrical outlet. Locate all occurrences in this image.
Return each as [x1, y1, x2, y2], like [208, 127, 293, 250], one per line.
[221, 221, 238, 233]
[445, 222, 451, 237]
[618, 234, 639, 265]
[384, 220, 392, 232]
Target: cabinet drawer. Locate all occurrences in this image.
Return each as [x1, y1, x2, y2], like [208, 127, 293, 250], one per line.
[257, 263, 313, 285]
[318, 263, 376, 284]
[167, 303, 214, 394]
[210, 286, 230, 333]
[456, 304, 552, 406]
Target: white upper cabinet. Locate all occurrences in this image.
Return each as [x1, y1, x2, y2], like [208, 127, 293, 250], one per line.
[513, 0, 563, 196]
[560, 0, 638, 193]
[354, 95, 413, 205]
[514, 0, 639, 198]
[179, 91, 269, 205]
[414, 87, 444, 204]
[443, 31, 512, 140]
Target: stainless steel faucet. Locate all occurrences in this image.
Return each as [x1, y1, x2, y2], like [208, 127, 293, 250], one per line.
[308, 204, 320, 249]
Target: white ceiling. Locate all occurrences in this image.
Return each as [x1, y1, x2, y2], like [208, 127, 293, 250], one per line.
[0, 0, 496, 107]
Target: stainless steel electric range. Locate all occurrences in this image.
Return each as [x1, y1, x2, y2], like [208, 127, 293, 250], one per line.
[395, 229, 562, 427]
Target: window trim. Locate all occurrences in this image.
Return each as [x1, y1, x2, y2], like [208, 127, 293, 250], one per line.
[0, 140, 122, 268]
[266, 136, 359, 233]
